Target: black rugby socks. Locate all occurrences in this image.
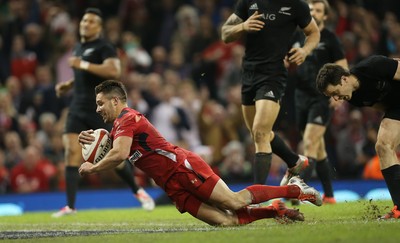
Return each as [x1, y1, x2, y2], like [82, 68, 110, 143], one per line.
[300, 158, 316, 182]
[381, 164, 400, 207]
[316, 158, 334, 197]
[253, 152, 272, 184]
[270, 134, 298, 168]
[65, 166, 80, 209]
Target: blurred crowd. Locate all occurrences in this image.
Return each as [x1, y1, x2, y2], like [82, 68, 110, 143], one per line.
[0, 0, 400, 194]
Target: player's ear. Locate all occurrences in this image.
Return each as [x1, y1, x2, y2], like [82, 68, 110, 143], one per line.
[113, 97, 118, 106]
[340, 76, 346, 85]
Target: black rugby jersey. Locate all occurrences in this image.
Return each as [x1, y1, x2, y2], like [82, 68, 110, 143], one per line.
[349, 55, 400, 109]
[70, 38, 117, 112]
[234, 0, 312, 72]
[293, 28, 345, 95]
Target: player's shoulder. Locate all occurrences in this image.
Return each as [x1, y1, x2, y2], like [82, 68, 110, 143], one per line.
[270, 0, 306, 7]
[288, 0, 309, 8]
[352, 55, 392, 75]
[321, 28, 335, 37]
[117, 108, 144, 123]
[118, 107, 137, 118]
[321, 28, 341, 42]
[92, 38, 115, 50]
[358, 55, 389, 66]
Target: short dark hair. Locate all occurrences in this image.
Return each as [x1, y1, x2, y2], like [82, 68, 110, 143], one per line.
[85, 8, 103, 19]
[316, 63, 350, 93]
[95, 80, 127, 102]
[308, 0, 330, 15]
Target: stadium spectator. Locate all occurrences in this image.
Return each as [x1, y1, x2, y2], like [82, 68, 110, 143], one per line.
[149, 45, 168, 75]
[24, 23, 48, 64]
[149, 83, 186, 146]
[10, 145, 52, 193]
[9, 35, 37, 80]
[335, 109, 368, 178]
[198, 99, 238, 172]
[78, 80, 322, 226]
[54, 30, 76, 86]
[218, 45, 244, 101]
[0, 36, 9, 84]
[0, 149, 9, 194]
[219, 140, 252, 183]
[0, 91, 20, 140]
[35, 112, 58, 153]
[174, 80, 203, 150]
[3, 131, 24, 170]
[35, 65, 67, 119]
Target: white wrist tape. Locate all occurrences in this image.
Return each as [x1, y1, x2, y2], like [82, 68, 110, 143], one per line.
[80, 60, 90, 70]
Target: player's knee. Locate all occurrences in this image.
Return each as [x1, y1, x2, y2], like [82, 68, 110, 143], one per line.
[375, 139, 394, 156]
[303, 139, 313, 151]
[215, 218, 238, 227]
[252, 129, 270, 144]
[221, 194, 247, 210]
[206, 212, 238, 227]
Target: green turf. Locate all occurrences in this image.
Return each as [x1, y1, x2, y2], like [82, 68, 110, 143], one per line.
[1, 200, 399, 242]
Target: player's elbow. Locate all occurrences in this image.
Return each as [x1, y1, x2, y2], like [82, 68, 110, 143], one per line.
[221, 34, 230, 44]
[116, 150, 130, 162]
[108, 148, 129, 163]
[221, 26, 233, 43]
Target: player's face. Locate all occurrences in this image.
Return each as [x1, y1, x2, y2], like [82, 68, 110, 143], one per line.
[309, 2, 326, 26]
[324, 77, 353, 101]
[79, 13, 102, 41]
[96, 93, 115, 123]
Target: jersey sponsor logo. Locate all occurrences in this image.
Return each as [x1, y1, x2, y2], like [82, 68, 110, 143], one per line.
[128, 150, 143, 164]
[279, 7, 291, 16]
[83, 48, 95, 56]
[249, 3, 258, 10]
[264, 91, 275, 98]
[313, 116, 323, 124]
[261, 13, 276, 21]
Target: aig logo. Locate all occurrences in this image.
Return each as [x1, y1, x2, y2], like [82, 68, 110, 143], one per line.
[261, 13, 276, 21]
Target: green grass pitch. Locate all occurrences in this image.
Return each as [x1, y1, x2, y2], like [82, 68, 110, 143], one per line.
[1, 200, 399, 242]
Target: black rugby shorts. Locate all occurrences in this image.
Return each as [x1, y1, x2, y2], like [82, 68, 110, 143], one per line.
[65, 110, 112, 134]
[241, 69, 287, 105]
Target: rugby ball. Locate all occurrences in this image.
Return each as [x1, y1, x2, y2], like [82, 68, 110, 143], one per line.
[81, 128, 111, 164]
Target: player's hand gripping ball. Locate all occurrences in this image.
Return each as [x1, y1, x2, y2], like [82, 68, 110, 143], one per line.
[81, 129, 111, 164]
